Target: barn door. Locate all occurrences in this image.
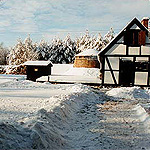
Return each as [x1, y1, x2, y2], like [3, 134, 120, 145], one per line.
[119, 59, 134, 86]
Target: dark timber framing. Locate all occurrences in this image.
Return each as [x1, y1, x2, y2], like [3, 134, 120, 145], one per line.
[98, 17, 150, 87]
[105, 57, 117, 85]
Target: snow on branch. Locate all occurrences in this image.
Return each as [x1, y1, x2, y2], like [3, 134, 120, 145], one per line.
[7, 29, 114, 65]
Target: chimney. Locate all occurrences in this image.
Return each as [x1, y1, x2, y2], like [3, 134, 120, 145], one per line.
[141, 17, 149, 28]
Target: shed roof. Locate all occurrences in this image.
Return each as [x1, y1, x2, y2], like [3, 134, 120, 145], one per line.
[23, 61, 52, 66]
[76, 49, 99, 57]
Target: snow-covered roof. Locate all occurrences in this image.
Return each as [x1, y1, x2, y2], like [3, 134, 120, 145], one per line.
[23, 61, 52, 66]
[76, 49, 99, 57]
[142, 17, 149, 20]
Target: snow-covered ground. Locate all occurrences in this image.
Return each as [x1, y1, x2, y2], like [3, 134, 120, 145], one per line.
[51, 64, 73, 75]
[0, 74, 150, 149]
[37, 64, 101, 84]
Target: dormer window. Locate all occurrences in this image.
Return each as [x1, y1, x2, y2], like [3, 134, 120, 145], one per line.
[124, 30, 146, 46]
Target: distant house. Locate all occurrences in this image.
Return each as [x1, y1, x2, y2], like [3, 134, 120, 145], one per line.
[24, 61, 52, 81]
[98, 17, 150, 87]
[74, 49, 100, 68]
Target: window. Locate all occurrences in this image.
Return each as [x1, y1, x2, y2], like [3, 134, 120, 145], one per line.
[124, 30, 139, 46]
[34, 68, 38, 72]
[135, 61, 149, 71]
[124, 30, 146, 46]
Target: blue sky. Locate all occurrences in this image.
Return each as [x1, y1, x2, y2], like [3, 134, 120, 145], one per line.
[0, 0, 150, 47]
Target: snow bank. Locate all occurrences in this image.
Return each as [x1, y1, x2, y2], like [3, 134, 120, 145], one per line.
[51, 64, 100, 77]
[31, 96, 78, 149]
[133, 104, 150, 133]
[30, 84, 101, 150]
[28, 84, 92, 149]
[0, 122, 32, 149]
[134, 104, 150, 123]
[51, 64, 73, 75]
[38, 64, 100, 84]
[63, 66, 100, 77]
[106, 87, 150, 100]
[0, 79, 94, 149]
[2, 75, 150, 149]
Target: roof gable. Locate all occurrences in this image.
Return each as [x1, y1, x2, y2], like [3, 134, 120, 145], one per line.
[99, 17, 149, 56]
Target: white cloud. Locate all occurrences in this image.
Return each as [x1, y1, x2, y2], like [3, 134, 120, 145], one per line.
[0, 20, 11, 27]
[1, 0, 149, 32]
[0, 0, 41, 32]
[0, 0, 150, 46]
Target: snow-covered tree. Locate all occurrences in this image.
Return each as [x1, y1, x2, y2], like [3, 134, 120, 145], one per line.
[36, 35, 77, 64]
[7, 29, 114, 65]
[36, 40, 50, 60]
[8, 35, 38, 65]
[76, 30, 106, 52]
[103, 27, 115, 44]
[0, 43, 8, 65]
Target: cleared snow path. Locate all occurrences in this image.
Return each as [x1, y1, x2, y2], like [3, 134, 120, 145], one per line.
[60, 90, 150, 150]
[0, 76, 150, 150]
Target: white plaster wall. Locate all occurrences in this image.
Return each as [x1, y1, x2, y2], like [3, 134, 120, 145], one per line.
[106, 44, 126, 55]
[135, 72, 148, 85]
[105, 57, 119, 70]
[128, 47, 140, 55]
[104, 71, 119, 84]
[141, 45, 150, 55]
[104, 71, 113, 84]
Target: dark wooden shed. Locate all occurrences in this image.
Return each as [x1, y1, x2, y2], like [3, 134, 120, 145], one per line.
[24, 61, 53, 81]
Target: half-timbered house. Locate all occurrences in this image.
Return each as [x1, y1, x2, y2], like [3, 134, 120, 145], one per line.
[98, 17, 150, 86]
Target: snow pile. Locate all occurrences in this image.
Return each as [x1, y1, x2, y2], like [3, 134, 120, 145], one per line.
[30, 85, 100, 150]
[133, 104, 150, 139]
[63, 66, 100, 77]
[0, 122, 32, 150]
[134, 104, 150, 124]
[31, 96, 79, 149]
[106, 87, 150, 100]
[1, 75, 150, 149]
[0, 78, 94, 149]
